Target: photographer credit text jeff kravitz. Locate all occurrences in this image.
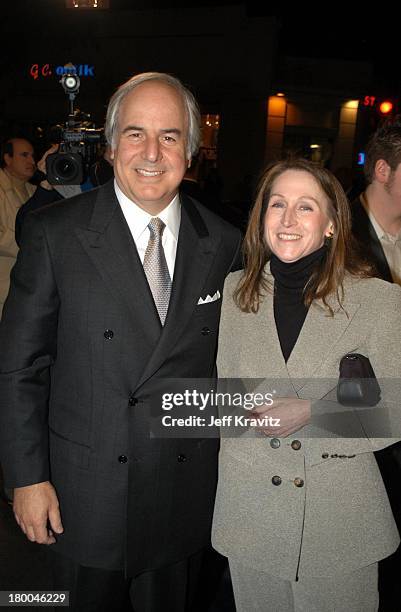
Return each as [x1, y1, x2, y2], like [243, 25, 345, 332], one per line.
[160, 389, 280, 429]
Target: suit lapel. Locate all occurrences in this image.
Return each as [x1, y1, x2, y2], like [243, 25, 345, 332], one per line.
[259, 271, 360, 387]
[352, 198, 393, 282]
[135, 195, 220, 389]
[75, 187, 221, 388]
[75, 181, 161, 348]
[286, 297, 360, 385]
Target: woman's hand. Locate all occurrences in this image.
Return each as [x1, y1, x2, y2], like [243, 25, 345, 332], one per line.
[251, 397, 311, 437]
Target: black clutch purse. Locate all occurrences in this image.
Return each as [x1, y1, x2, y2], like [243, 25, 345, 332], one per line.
[337, 353, 381, 407]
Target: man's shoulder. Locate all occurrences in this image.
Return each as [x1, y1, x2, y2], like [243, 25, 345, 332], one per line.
[182, 193, 241, 240]
[31, 183, 106, 226]
[350, 194, 366, 220]
[0, 168, 11, 192]
[344, 274, 401, 304]
[349, 194, 374, 242]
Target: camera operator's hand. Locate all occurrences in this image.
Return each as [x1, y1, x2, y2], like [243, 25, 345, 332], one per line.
[38, 144, 59, 190]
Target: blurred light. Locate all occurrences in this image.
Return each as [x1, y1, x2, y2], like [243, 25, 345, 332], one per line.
[67, 0, 108, 7]
[358, 152, 365, 166]
[310, 144, 320, 149]
[344, 99, 359, 109]
[276, 92, 285, 97]
[268, 95, 286, 115]
[379, 100, 393, 115]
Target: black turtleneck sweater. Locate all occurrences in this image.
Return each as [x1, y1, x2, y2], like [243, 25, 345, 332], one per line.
[270, 245, 327, 363]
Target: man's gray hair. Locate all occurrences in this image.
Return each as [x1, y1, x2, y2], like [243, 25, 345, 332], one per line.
[105, 72, 201, 159]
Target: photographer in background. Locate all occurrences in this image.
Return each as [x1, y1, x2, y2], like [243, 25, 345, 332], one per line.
[15, 142, 113, 247]
[0, 137, 37, 318]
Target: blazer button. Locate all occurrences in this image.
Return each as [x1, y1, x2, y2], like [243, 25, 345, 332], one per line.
[291, 440, 301, 451]
[177, 454, 187, 463]
[201, 327, 212, 336]
[104, 329, 114, 340]
[128, 396, 138, 406]
[270, 438, 280, 449]
[118, 455, 128, 463]
[322, 453, 329, 459]
[272, 475, 282, 486]
[294, 477, 304, 488]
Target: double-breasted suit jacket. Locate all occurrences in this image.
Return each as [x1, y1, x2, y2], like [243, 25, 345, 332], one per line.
[212, 267, 401, 580]
[0, 180, 241, 576]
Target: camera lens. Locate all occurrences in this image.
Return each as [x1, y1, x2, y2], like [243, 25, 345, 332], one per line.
[46, 152, 84, 185]
[54, 155, 79, 181]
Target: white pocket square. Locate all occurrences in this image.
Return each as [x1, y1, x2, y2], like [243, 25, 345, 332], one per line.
[197, 290, 221, 305]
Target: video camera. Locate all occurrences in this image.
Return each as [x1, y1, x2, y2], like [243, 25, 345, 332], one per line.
[46, 65, 104, 185]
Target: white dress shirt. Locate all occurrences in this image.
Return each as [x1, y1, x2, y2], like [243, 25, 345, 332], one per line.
[114, 180, 181, 281]
[361, 193, 401, 285]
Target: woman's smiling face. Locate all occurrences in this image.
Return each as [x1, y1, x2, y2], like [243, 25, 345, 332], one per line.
[264, 169, 333, 263]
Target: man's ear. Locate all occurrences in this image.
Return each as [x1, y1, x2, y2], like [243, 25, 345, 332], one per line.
[374, 159, 391, 184]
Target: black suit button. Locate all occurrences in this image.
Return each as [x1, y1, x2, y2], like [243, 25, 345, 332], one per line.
[294, 477, 304, 488]
[104, 329, 114, 340]
[322, 453, 329, 459]
[118, 455, 128, 463]
[201, 327, 212, 336]
[177, 454, 187, 463]
[272, 475, 282, 486]
[291, 440, 302, 451]
[128, 396, 138, 406]
[270, 438, 280, 449]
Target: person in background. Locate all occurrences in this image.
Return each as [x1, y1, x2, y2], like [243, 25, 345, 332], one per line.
[15, 143, 114, 247]
[0, 71, 241, 612]
[0, 137, 36, 317]
[180, 153, 204, 202]
[351, 115, 401, 284]
[212, 157, 401, 612]
[351, 115, 401, 611]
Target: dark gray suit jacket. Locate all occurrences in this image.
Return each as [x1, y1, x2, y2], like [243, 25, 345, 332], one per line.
[0, 180, 241, 576]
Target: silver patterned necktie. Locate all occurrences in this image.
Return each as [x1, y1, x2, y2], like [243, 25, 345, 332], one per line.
[143, 217, 172, 325]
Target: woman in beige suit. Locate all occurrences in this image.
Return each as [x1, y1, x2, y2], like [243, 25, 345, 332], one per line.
[212, 158, 401, 611]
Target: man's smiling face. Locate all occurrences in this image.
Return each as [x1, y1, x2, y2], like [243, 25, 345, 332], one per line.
[111, 80, 190, 215]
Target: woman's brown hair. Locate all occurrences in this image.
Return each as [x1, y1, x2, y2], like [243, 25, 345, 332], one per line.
[235, 158, 373, 315]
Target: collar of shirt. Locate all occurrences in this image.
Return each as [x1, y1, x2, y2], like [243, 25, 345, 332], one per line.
[360, 192, 401, 244]
[114, 179, 181, 278]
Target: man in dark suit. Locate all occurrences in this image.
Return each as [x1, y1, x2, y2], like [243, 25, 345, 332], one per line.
[351, 115, 401, 611]
[0, 72, 241, 611]
[351, 115, 401, 283]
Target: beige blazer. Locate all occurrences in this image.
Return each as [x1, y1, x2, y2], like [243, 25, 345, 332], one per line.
[212, 267, 401, 580]
[0, 168, 36, 316]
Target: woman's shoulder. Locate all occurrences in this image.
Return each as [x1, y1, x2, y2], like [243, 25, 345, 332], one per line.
[344, 275, 401, 304]
[221, 270, 242, 313]
[223, 269, 243, 292]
